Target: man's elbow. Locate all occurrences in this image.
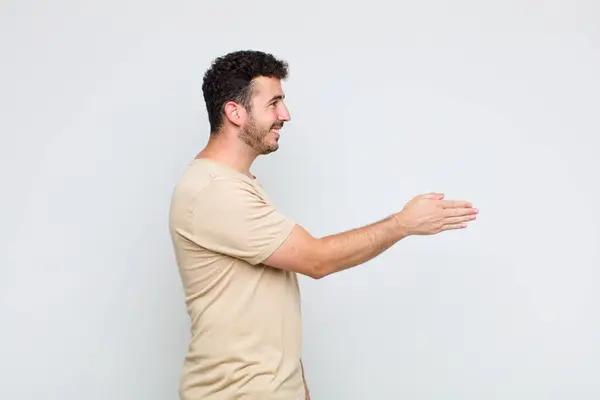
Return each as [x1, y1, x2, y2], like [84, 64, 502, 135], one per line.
[305, 268, 326, 280]
[305, 258, 330, 280]
[303, 238, 339, 279]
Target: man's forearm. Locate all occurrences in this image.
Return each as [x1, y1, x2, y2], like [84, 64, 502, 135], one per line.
[314, 214, 407, 277]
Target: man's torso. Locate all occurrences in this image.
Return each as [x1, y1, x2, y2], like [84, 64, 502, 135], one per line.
[169, 159, 304, 400]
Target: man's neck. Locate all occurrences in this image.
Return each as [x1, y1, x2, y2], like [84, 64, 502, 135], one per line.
[196, 132, 258, 179]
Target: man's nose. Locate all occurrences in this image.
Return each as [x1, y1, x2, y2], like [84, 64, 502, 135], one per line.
[279, 106, 291, 122]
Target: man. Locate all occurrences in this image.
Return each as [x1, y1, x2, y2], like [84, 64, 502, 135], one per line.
[169, 50, 478, 400]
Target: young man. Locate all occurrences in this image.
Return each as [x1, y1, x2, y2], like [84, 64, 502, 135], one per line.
[169, 50, 478, 400]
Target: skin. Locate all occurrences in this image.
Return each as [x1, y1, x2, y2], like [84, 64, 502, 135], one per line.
[197, 76, 290, 177]
[196, 76, 478, 399]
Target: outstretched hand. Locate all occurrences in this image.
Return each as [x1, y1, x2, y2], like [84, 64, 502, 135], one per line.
[395, 192, 478, 235]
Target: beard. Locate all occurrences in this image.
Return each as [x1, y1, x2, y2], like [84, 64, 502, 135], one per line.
[238, 116, 282, 155]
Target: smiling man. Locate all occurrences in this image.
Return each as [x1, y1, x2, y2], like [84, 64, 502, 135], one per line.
[169, 50, 477, 400]
[169, 50, 307, 400]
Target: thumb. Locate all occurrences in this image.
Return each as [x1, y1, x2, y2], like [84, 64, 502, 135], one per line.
[421, 192, 445, 199]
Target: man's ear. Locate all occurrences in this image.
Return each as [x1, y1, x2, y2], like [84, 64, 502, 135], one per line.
[223, 101, 245, 127]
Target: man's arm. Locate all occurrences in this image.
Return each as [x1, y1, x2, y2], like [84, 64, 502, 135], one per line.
[264, 214, 404, 279]
[264, 193, 477, 279]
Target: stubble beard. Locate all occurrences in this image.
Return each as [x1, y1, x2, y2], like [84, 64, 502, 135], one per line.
[239, 116, 279, 155]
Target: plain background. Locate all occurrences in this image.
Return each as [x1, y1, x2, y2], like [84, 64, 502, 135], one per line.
[1, 1, 599, 399]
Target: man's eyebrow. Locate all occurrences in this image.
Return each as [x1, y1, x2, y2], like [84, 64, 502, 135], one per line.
[267, 94, 285, 103]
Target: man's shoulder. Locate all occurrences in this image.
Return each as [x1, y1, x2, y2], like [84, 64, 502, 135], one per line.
[173, 159, 254, 196]
[170, 160, 265, 223]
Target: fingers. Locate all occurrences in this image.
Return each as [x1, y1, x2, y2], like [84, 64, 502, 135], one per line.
[444, 215, 477, 225]
[420, 192, 445, 200]
[440, 211, 478, 232]
[443, 207, 478, 217]
[442, 223, 468, 231]
[438, 199, 473, 209]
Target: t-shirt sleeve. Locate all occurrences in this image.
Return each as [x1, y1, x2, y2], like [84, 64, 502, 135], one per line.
[188, 178, 295, 265]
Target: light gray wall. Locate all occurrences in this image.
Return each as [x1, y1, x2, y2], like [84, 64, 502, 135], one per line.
[2, 1, 599, 399]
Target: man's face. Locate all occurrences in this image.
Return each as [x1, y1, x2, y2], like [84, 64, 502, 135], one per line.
[239, 76, 291, 155]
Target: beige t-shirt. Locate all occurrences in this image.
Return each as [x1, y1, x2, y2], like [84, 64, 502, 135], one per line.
[169, 158, 304, 400]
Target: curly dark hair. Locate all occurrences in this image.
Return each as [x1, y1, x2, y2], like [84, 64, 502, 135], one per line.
[202, 50, 289, 134]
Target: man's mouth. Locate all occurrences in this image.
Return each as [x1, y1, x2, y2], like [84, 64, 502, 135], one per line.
[271, 126, 283, 134]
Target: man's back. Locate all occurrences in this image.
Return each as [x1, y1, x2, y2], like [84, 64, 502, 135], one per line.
[169, 158, 305, 400]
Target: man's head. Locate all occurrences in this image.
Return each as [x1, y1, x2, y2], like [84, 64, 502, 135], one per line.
[202, 50, 291, 154]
